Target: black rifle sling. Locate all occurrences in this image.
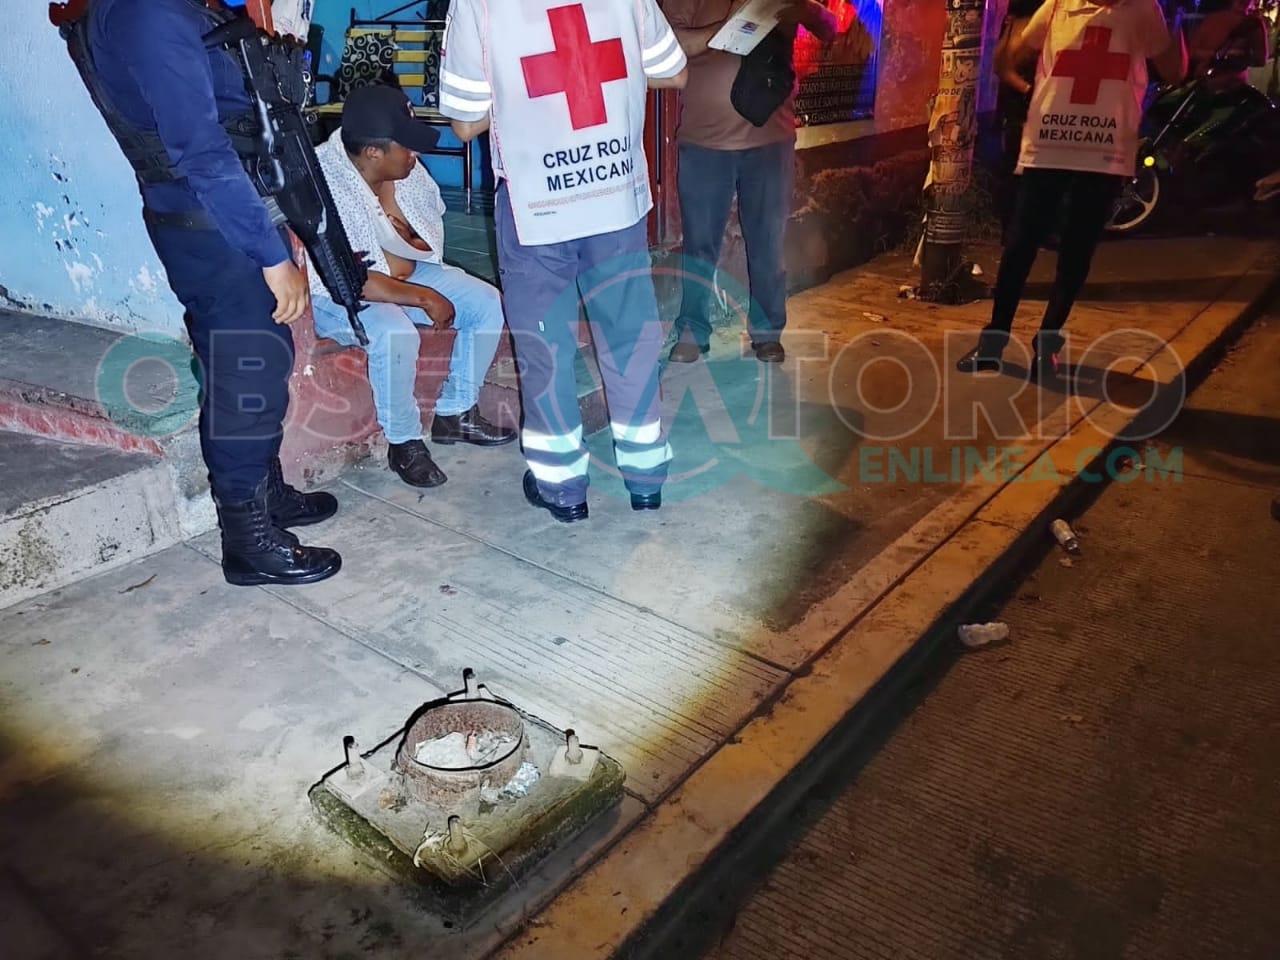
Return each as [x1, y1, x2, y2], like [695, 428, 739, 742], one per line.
[204, 12, 372, 345]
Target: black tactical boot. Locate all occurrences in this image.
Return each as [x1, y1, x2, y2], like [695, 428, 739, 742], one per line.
[217, 482, 342, 587]
[266, 458, 338, 528]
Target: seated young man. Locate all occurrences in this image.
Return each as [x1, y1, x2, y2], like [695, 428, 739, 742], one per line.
[309, 84, 514, 488]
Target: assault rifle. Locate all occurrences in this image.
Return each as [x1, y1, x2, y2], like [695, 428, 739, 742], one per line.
[205, 13, 370, 345]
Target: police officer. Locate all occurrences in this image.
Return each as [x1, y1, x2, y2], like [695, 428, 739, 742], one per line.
[439, 0, 688, 522]
[75, 0, 341, 585]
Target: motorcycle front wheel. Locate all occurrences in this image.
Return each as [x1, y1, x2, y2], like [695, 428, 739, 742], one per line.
[1106, 164, 1162, 233]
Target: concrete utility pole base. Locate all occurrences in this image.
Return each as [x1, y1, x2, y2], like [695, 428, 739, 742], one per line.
[919, 0, 988, 302]
[918, 238, 967, 304]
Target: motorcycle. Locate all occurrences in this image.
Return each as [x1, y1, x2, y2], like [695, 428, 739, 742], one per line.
[1106, 54, 1280, 232]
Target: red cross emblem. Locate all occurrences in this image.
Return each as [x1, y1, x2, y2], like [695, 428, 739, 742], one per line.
[1050, 26, 1131, 105]
[521, 4, 628, 131]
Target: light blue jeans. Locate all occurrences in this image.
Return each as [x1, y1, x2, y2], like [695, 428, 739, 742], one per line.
[311, 261, 505, 444]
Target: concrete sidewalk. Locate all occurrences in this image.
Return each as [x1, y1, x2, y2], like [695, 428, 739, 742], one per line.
[1, 233, 1276, 960]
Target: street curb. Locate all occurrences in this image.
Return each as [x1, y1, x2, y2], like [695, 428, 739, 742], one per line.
[486, 252, 1280, 960]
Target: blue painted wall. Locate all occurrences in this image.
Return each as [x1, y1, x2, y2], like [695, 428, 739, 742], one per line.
[0, 1, 184, 333]
[0, 0, 467, 338]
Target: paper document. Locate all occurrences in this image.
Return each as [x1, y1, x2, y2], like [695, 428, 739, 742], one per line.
[270, 0, 315, 41]
[708, 0, 788, 56]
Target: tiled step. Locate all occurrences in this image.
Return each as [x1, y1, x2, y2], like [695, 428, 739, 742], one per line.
[0, 307, 193, 454]
[0, 308, 214, 539]
[0, 430, 185, 611]
[0, 280, 613, 525]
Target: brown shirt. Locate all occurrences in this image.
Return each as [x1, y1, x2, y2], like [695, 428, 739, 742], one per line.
[1190, 11, 1268, 91]
[663, 0, 797, 150]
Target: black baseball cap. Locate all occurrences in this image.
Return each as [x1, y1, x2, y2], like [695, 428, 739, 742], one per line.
[341, 84, 441, 153]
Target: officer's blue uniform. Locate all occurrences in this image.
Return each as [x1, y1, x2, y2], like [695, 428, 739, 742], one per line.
[83, 0, 342, 586]
[90, 0, 293, 502]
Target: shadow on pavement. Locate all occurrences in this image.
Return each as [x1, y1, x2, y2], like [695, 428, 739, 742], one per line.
[0, 725, 434, 960]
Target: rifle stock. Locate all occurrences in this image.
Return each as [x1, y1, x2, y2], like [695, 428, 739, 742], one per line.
[206, 16, 371, 346]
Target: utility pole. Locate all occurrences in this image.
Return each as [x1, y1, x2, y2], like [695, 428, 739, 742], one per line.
[919, 0, 988, 303]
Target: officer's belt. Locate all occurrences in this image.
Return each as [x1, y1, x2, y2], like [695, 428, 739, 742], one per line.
[143, 207, 217, 230]
[143, 198, 290, 231]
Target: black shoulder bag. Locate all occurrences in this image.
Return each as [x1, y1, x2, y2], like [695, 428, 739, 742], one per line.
[730, 27, 796, 127]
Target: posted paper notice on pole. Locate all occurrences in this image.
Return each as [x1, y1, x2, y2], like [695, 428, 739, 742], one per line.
[708, 0, 788, 56]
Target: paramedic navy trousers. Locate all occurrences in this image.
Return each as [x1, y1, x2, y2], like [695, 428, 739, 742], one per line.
[494, 182, 671, 508]
[147, 220, 295, 502]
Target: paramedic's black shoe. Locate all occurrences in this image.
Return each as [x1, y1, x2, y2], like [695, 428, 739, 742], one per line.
[629, 490, 662, 511]
[523, 470, 588, 523]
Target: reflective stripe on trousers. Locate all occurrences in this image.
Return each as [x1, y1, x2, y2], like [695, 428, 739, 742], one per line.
[494, 182, 670, 507]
